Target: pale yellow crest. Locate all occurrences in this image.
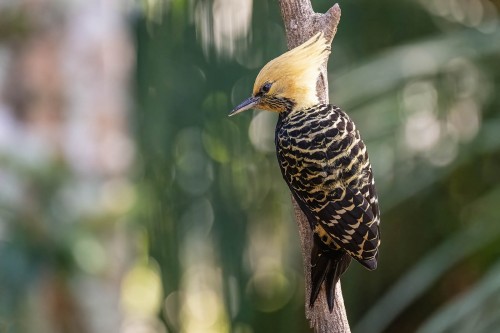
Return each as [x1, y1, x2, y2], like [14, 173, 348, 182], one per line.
[253, 32, 331, 111]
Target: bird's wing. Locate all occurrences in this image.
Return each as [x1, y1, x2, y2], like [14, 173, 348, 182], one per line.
[304, 186, 379, 269]
[278, 106, 379, 268]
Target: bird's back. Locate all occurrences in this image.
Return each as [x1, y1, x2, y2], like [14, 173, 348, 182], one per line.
[275, 104, 380, 309]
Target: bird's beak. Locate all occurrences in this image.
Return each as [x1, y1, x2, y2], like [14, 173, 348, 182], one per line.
[229, 96, 259, 116]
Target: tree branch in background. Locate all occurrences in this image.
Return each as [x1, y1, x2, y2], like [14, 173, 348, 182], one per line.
[278, 2, 350, 332]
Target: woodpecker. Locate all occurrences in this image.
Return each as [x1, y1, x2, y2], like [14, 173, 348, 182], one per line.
[229, 32, 380, 312]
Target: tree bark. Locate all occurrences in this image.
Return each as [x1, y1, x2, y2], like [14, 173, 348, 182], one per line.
[278, 2, 351, 332]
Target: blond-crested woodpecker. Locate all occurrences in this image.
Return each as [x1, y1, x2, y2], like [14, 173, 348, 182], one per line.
[229, 33, 380, 312]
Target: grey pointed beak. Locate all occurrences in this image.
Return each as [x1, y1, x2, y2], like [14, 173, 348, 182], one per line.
[229, 96, 259, 116]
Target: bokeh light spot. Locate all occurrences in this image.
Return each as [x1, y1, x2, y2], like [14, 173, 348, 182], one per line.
[73, 236, 107, 274]
[121, 260, 163, 318]
[100, 178, 136, 215]
[249, 111, 277, 153]
[120, 316, 167, 333]
[404, 110, 441, 152]
[402, 80, 437, 116]
[447, 99, 481, 143]
[179, 198, 214, 237]
[246, 269, 294, 313]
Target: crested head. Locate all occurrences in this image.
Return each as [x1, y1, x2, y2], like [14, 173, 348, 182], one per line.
[253, 32, 330, 110]
[230, 32, 331, 116]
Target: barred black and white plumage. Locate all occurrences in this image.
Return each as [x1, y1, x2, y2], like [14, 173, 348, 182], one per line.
[229, 32, 381, 312]
[276, 103, 380, 311]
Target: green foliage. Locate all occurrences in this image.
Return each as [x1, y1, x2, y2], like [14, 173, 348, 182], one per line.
[135, 0, 500, 331]
[2, 0, 500, 332]
[135, 0, 500, 332]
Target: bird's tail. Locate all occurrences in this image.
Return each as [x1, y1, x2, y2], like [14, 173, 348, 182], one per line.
[309, 243, 351, 312]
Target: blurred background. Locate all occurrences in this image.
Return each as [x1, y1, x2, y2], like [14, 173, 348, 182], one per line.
[1, 0, 500, 332]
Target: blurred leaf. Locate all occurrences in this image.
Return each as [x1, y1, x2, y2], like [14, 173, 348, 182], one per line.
[417, 260, 500, 333]
[355, 187, 500, 333]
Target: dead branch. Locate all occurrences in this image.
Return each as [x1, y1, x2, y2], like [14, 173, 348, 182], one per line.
[278, 2, 350, 332]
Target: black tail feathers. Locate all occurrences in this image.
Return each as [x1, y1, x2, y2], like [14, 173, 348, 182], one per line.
[309, 242, 352, 312]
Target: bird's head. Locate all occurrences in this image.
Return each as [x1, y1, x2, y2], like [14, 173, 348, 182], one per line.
[229, 32, 330, 116]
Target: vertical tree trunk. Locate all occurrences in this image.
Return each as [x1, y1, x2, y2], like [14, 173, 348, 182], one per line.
[278, 2, 351, 332]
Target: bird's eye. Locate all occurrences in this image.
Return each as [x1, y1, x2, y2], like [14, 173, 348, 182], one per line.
[261, 82, 272, 93]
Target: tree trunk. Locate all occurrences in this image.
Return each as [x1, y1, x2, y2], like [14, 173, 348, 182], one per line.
[278, 2, 351, 332]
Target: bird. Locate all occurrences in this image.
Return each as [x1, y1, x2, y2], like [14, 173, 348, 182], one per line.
[229, 32, 380, 312]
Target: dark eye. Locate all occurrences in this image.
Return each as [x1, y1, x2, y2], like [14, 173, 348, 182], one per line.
[261, 82, 272, 93]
